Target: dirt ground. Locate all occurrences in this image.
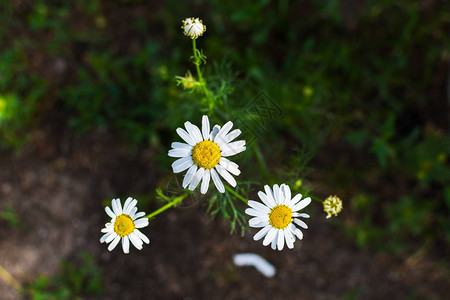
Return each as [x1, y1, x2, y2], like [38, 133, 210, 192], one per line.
[0, 128, 449, 300]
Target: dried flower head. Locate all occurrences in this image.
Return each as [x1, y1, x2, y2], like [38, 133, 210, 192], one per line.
[323, 195, 343, 219]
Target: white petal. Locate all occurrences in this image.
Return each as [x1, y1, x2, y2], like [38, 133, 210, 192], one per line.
[105, 206, 116, 219]
[248, 200, 271, 213]
[202, 115, 210, 140]
[271, 231, 278, 250]
[185, 121, 203, 144]
[210, 168, 225, 193]
[249, 217, 269, 227]
[210, 125, 220, 141]
[214, 121, 233, 144]
[293, 218, 308, 229]
[287, 223, 296, 239]
[219, 157, 241, 176]
[253, 225, 272, 241]
[264, 185, 275, 202]
[209, 125, 220, 141]
[258, 191, 276, 209]
[101, 226, 111, 234]
[100, 232, 112, 243]
[176, 127, 196, 146]
[108, 235, 121, 251]
[294, 228, 303, 240]
[105, 232, 118, 243]
[282, 184, 291, 203]
[223, 129, 241, 143]
[133, 211, 145, 220]
[292, 197, 311, 212]
[215, 165, 236, 187]
[172, 156, 194, 173]
[182, 164, 198, 188]
[287, 194, 302, 208]
[171, 142, 193, 150]
[123, 197, 137, 215]
[273, 184, 282, 205]
[134, 229, 150, 244]
[263, 227, 277, 246]
[200, 169, 211, 194]
[129, 207, 138, 219]
[245, 208, 268, 217]
[168, 148, 191, 158]
[112, 199, 122, 215]
[221, 145, 246, 157]
[122, 197, 132, 213]
[134, 218, 149, 229]
[277, 229, 285, 251]
[129, 232, 143, 250]
[122, 236, 130, 254]
[188, 167, 205, 191]
[284, 227, 294, 249]
[296, 213, 310, 218]
[227, 140, 246, 150]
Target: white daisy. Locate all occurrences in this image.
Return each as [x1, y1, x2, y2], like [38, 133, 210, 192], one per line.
[246, 184, 311, 251]
[168, 115, 246, 194]
[100, 198, 150, 254]
[182, 17, 206, 39]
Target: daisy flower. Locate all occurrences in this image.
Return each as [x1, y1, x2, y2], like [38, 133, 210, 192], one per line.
[246, 184, 311, 251]
[323, 195, 343, 219]
[182, 17, 206, 39]
[168, 115, 246, 194]
[100, 198, 150, 254]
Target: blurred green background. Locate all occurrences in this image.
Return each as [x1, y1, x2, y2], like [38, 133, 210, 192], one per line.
[1, 0, 450, 298]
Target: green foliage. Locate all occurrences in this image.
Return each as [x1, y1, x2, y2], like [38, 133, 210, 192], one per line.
[0, 204, 21, 228]
[0, 43, 46, 149]
[26, 252, 103, 300]
[207, 184, 250, 235]
[1, 0, 449, 254]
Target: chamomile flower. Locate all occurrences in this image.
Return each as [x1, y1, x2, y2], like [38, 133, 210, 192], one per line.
[168, 115, 246, 194]
[246, 184, 311, 251]
[323, 195, 343, 219]
[182, 17, 206, 39]
[100, 198, 150, 254]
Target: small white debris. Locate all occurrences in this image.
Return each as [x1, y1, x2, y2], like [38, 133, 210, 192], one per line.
[233, 253, 276, 278]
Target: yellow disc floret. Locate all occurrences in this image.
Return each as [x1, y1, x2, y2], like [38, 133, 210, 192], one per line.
[323, 195, 343, 219]
[269, 205, 293, 229]
[192, 140, 221, 169]
[114, 214, 135, 237]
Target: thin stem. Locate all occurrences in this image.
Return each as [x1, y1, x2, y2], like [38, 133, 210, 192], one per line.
[308, 194, 324, 203]
[145, 192, 190, 219]
[192, 39, 205, 83]
[253, 142, 270, 180]
[225, 185, 248, 204]
[192, 38, 214, 112]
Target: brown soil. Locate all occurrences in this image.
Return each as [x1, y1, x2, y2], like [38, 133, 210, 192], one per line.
[0, 129, 449, 300]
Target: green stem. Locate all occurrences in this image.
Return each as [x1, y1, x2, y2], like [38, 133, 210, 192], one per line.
[225, 185, 248, 204]
[308, 194, 324, 203]
[145, 192, 190, 219]
[253, 142, 270, 180]
[192, 39, 214, 112]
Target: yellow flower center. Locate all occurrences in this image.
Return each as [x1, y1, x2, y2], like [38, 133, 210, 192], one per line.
[269, 205, 292, 229]
[192, 140, 221, 169]
[114, 214, 135, 237]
